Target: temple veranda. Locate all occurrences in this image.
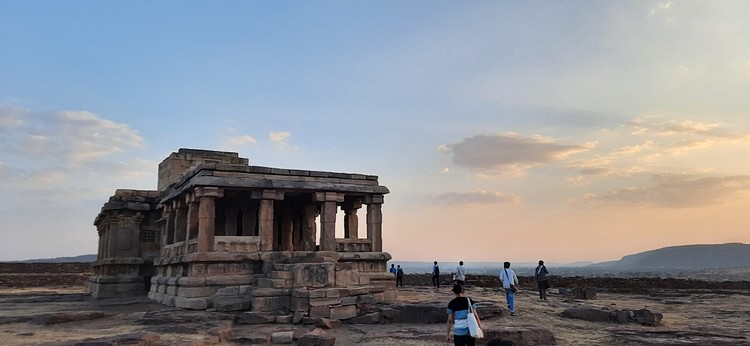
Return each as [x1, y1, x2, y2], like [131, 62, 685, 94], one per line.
[88, 148, 396, 319]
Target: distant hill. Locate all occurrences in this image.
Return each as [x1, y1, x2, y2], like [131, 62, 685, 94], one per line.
[589, 243, 750, 270]
[16, 254, 97, 263]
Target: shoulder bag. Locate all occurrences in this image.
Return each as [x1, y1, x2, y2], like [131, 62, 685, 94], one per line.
[504, 269, 518, 293]
[466, 297, 484, 339]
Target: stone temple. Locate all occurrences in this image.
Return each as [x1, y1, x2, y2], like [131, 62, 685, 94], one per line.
[87, 148, 396, 318]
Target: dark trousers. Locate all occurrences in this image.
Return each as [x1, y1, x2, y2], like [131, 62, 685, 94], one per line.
[537, 279, 550, 299]
[396, 275, 403, 287]
[432, 274, 440, 287]
[453, 334, 476, 346]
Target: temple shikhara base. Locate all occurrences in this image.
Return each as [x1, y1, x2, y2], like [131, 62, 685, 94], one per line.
[87, 148, 395, 319]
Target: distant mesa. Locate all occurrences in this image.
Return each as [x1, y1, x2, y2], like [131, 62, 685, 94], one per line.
[588, 243, 750, 270]
[14, 254, 97, 263]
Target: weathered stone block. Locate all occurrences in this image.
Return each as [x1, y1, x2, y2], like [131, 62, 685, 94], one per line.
[293, 264, 335, 288]
[252, 288, 291, 297]
[238, 285, 252, 295]
[174, 297, 208, 310]
[216, 286, 240, 296]
[297, 328, 336, 346]
[325, 289, 340, 298]
[250, 296, 290, 312]
[176, 276, 206, 287]
[341, 296, 357, 306]
[276, 315, 293, 324]
[310, 306, 330, 319]
[291, 297, 310, 312]
[373, 292, 385, 303]
[292, 288, 310, 298]
[178, 286, 217, 298]
[206, 275, 252, 286]
[348, 286, 370, 296]
[272, 331, 294, 344]
[309, 298, 341, 307]
[271, 271, 293, 280]
[214, 296, 251, 312]
[309, 289, 326, 299]
[330, 305, 357, 320]
[314, 317, 342, 329]
[346, 312, 381, 324]
[357, 294, 375, 304]
[236, 312, 276, 325]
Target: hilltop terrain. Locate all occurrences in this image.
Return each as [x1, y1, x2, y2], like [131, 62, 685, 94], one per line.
[1, 263, 749, 345]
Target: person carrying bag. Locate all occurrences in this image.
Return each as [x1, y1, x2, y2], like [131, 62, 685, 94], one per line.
[446, 284, 484, 345]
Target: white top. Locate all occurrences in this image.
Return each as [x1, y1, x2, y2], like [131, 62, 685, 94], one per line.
[499, 268, 518, 289]
[456, 265, 466, 281]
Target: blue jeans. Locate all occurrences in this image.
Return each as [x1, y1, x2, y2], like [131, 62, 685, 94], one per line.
[505, 290, 515, 312]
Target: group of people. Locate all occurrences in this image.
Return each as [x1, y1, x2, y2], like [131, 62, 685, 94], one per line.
[388, 259, 551, 345]
[388, 263, 405, 287]
[445, 259, 551, 346]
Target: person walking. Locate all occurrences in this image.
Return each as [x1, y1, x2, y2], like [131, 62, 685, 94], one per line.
[499, 261, 519, 316]
[535, 260, 550, 300]
[432, 261, 441, 288]
[455, 261, 466, 286]
[446, 284, 483, 346]
[396, 265, 404, 287]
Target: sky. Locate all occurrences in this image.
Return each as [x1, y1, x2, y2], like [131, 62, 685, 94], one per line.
[1, 1, 749, 263]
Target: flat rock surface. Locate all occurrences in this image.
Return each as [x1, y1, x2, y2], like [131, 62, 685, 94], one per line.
[1, 283, 749, 345]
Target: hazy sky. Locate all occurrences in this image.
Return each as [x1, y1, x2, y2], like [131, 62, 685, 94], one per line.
[1, 1, 749, 263]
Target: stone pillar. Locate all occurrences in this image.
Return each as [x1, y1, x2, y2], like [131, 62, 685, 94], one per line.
[258, 200, 274, 251]
[97, 226, 104, 259]
[320, 201, 337, 251]
[313, 191, 344, 251]
[366, 195, 385, 252]
[224, 208, 239, 237]
[186, 193, 199, 240]
[241, 202, 258, 236]
[174, 200, 188, 243]
[280, 211, 294, 251]
[302, 204, 318, 251]
[163, 205, 175, 245]
[253, 190, 283, 251]
[343, 199, 362, 239]
[106, 220, 117, 258]
[195, 187, 223, 252]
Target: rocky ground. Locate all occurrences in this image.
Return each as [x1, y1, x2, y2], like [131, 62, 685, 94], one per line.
[0, 263, 748, 345]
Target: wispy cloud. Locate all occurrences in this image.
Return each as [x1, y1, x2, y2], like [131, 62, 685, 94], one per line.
[439, 132, 594, 176]
[0, 105, 144, 164]
[433, 189, 521, 206]
[0, 104, 154, 193]
[269, 131, 297, 151]
[583, 174, 750, 208]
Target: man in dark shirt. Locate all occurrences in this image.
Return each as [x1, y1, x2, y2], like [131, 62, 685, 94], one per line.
[432, 261, 441, 288]
[396, 265, 404, 287]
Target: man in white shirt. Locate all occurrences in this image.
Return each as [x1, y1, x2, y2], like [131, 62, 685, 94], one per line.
[499, 261, 519, 316]
[455, 261, 466, 286]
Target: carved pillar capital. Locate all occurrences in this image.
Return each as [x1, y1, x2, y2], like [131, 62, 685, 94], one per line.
[195, 186, 224, 198]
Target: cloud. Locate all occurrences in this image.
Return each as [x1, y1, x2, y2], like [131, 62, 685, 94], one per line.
[269, 131, 297, 151]
[226, 134, 257, 146]
[630, 117, 750, 152]
[439, 133, 593, 176]
[0, 104, 154, 198]
[433, 189, 521, 206]
[0, 105, 144, 163]
[583, 174, 750, 208]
